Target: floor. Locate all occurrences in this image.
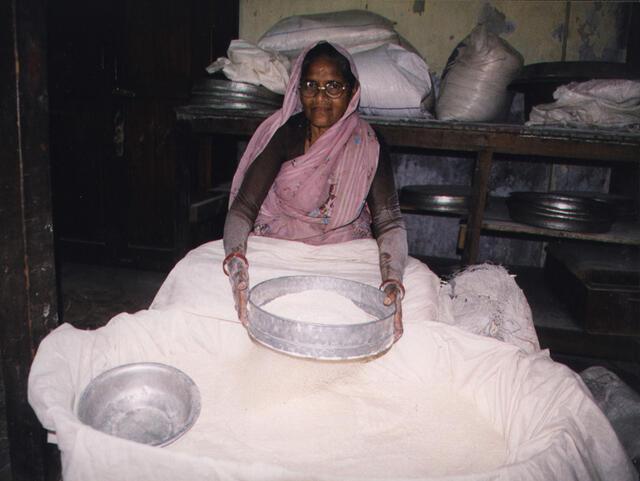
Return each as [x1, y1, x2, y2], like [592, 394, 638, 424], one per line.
[0, 263, 168, 481]
[2, 261, 639, 480]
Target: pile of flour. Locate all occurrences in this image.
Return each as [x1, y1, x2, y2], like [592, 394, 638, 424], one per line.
[261, 289, 378, 324]
[167, 348, 508, 478]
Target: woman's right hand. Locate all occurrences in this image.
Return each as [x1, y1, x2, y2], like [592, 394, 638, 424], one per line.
[225, 256, 249, 326]
[381, 279, 404, 342]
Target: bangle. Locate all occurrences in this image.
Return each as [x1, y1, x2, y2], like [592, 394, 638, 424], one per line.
[223, 252, 248, 276]
[379, 279, 405, 300]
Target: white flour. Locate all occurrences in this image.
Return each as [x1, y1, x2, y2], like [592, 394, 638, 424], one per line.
[166, 348, 508, 478]
[261, 289, 378, 324]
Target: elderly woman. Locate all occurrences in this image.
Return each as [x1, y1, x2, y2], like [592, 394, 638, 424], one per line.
[223, 41, 407, 340]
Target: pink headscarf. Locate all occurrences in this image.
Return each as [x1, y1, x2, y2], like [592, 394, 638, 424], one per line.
[229, 41, 380, 244]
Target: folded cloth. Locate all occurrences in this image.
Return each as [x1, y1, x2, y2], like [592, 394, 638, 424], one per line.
[206, 39, 291, 94]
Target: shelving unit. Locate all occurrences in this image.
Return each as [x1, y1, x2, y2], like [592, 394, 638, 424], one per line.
[175, 107, 640, 360]
[482, 198, 640, 246]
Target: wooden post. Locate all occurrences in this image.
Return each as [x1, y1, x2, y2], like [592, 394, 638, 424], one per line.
[0, 0, 61, 479]
[462, 149, 493, 266]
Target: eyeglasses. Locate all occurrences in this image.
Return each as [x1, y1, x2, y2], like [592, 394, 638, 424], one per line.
[299, 80, 349, 99]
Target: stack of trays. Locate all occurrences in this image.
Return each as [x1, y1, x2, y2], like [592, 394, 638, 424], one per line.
[506, 191, 616, 233]
[399, 185, 471, 215]
[190, 78, 283, 114]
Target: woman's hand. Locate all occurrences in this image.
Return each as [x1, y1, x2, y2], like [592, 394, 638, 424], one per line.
[224, 254, 250, 326]
[381, 280, 404, 342]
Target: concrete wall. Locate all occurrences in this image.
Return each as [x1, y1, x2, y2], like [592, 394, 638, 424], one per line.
[239, 0, 629, 76]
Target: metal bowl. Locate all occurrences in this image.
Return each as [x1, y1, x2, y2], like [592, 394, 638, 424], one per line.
[77, 362, 201, 447]
[248, 276, 395, 361]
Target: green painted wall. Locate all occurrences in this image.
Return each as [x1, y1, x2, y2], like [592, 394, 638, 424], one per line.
[239, 0, 630, 76]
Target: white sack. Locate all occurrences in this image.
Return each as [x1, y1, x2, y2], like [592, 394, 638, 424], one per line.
[210, 40, 434, 118]
[206, 39, 291, 94]
[257, 10, 399, 60]
[28, 237, 636, 481]
[436, 24, 523, 122]
[354, 43, 433, 118]
[526, 79, 640, 128]
[446, 264, 540, 354]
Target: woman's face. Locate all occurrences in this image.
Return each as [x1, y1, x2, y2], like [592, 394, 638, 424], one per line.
[300, 56, 353, 134]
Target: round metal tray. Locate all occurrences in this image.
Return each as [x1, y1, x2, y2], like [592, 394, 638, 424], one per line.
[510, 192, 613, 214]
[554, 191, 637, 221]
[77, 362, 201, 447]
[193, 78, 284, 101]
[190, 93, 282, 109]
[191, 78, 283, 108]
[399, 185, 471, 214]
[248, 276, 395, 361]
[506, 199, 614, 233]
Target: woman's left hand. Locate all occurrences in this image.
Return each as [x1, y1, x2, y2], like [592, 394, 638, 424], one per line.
[381, 281, 404, 342]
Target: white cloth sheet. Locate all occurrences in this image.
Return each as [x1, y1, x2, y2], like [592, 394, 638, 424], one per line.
[28, 237, 636, 480]
[527, 79, 640, 128]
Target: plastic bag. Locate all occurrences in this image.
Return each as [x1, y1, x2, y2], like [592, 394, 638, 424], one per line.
[257, 10, 399, 60]
[436, 24, 523, 122]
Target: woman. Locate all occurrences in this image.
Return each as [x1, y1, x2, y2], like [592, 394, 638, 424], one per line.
[223, 41, 407, 340]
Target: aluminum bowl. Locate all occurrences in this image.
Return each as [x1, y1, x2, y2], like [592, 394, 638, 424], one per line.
[248, 276, 396, 361]
[77, 362, 201, 447]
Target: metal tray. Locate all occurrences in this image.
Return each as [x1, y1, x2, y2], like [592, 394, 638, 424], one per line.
[507, 192, 615, 232]
[77, 362, 201, 447]
[187, 99, 281, 111]
[192, 78, 283, 104]
[506, 200, 614, 233]
[248, 276, 395, 361]
[510, 200, 613, 221]
[399, 185, 471, 214]
[510, 192, 614, 215]
[190, 88, 283, 107]
[190, 93, 282, 109]
[554, 191, 637, 221]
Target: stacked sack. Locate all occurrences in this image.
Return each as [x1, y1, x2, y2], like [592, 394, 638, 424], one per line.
[208, 10, 434, 118]
[436, 24, 523, 122]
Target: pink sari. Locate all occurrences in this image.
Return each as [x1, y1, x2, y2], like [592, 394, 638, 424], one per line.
[229, 42, 380, 245]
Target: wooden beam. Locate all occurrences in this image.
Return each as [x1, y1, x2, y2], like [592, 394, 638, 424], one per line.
[0, 0, 60, 479]
[176, 108, 640, 163]
[462, 150, 493, 265]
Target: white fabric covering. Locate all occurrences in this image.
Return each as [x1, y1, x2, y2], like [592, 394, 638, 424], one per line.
[205, 39, 291, 95]
[257, 10, 399, 60]
[447, 264, 540, 354]
[28, 237, 636, 480]
[207, 40, 434, 118]
[526, 79, 640, 128]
